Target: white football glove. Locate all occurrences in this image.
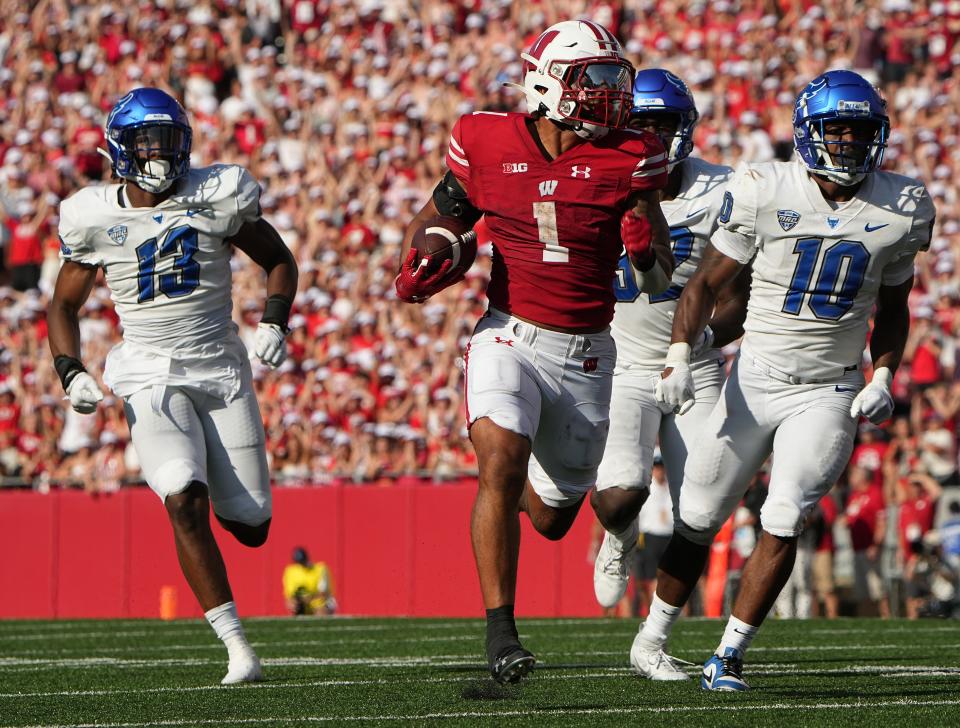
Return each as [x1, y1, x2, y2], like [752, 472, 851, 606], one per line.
[655, 342, 696, 415]
[850, 366, 894, 425]
[65, 372, 104, 414]
[255, 322, 288, 368]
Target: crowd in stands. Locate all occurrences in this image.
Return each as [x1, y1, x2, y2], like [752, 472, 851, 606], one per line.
[1, 0, 959, 614]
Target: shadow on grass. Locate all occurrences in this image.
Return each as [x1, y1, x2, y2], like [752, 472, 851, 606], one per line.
[459, 680, 518, 701]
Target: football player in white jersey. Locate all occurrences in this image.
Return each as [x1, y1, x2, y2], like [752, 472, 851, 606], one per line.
[654, 70, 935, 690]
[591, 69, 749, 680]
[48, 89, 298, 684]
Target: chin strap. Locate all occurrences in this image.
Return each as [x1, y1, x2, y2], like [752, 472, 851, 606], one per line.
[811, 168, 867, 187]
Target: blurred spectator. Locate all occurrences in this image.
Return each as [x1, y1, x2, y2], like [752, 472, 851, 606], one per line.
[940, 501, 960, 572]
[810, 491, 839, 619]
[844, 465, 889, 617]
[282, 546, 335, 616]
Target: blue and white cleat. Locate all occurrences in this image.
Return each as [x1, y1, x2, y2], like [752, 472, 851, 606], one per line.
[701, 647, 750, 691]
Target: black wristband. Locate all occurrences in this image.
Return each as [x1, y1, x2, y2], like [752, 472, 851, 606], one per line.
[261, 295, 292, 333]
[54, 355, 86, 391]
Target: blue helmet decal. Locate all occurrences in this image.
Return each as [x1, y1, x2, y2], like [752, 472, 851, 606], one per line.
[105, 88, 192, 193]
[630, 68, 699, 167]
[793, 70, 889, 185]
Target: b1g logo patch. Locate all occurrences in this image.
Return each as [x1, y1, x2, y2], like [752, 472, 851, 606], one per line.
[583, 357, 598, 373]
[777, 209, 801, 232]
[107, 224, 128, 245]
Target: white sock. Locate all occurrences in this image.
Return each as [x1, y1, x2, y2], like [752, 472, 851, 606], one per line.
[611, 521, 637, 549]
[638, 594, 683, 648]
[717, 615, 758, 657]
[205, 601, 253, 661]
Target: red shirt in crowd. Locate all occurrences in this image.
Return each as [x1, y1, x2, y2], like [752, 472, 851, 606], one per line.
[0, 397, 20, 434]
[850, 440, 887, 490]
[816, 494, 838, 553]
[5, 219, 43, 267]
[899, 489, 936, 553]
[845, 487, 884, 552]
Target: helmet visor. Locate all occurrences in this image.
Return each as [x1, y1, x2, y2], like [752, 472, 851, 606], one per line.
[560, 60, 633, 127]
[121, 124, 189, 174]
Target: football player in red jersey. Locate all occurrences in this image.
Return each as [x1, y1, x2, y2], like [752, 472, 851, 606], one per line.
[397, 20, 674, 684]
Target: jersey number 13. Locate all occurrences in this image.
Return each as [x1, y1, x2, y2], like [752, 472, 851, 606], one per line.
[136, 226, 201, 303]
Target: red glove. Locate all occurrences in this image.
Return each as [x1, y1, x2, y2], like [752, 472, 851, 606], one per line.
[621, 211, 656, 271]
[394, 248, 460, 303]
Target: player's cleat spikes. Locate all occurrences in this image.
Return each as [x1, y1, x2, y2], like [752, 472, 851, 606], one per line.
[221, 651, 263, 685]
[701, 647, 750, 691]
[629, 634, 691, 681]
[593, 520, 639, 608]
[489, 645, 536, 685]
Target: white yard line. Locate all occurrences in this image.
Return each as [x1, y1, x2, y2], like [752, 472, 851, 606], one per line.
[1, 663, 957, 698]
[6, 698, 960, 728]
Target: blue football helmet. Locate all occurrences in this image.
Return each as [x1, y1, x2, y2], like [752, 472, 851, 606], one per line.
[630, 69, 699, 170]
[104, 88, 192, 193]
[793, 70, 889, 186]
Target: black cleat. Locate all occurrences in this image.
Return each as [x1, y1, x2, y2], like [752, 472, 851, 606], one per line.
[489, 645, 536, 685]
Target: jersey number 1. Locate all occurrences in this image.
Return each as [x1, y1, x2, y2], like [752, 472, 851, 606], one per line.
[533, 202, 570, 263]
[136, 226, 201, 303]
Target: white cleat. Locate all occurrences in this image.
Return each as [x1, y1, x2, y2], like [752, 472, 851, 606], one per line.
[593, 521, 639, 608]
[630, 634, 691, 681]
[221, 652, 263, 685]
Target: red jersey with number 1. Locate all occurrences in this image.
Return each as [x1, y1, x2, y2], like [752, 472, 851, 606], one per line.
[446, 112, 667, 330]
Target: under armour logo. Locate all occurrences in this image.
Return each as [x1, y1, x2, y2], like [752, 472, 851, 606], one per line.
[583, 357, 598, 373]
[539, 180, 558, 196]
[494, 337, 514, 347]
[570, 165, 591, 179]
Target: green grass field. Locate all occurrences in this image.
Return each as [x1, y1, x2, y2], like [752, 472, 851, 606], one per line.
[1, 617, 959, 727]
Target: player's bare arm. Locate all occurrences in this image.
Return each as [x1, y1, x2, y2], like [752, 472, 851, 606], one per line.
[849, 277, 913, 425]
[399, 197, 440, 265]
[656, 244, 743, 414]
[49, 261, 105, 414]
[707, 264, 752, 349]
[49, 261, 99, 361]
[229, 218, 298, 367]
[670, 243, 744, 349]
[626, 187, 674, 295]
[869, 277, 913, 375]
[228, 218, 298, 303]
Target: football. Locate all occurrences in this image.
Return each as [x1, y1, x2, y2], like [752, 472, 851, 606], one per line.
[410, 215, 478, 280]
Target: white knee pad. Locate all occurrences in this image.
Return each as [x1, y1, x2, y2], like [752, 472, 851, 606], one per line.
[153, 459, 205, 500]
[759, 494, 804, 538]
[673, 515, 719, 545]
[213, 490, 272, 527]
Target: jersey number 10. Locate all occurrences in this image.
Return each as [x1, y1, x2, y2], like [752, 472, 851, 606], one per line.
[782, 238, 870, 320]
[136, 226, 201, 303]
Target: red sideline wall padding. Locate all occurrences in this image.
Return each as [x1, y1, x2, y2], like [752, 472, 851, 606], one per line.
[0, 484, 606, 619]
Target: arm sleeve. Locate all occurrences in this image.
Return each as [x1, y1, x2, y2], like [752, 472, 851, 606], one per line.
[57, 196, 102, 267]
[881, 185, 935, 286]
[629, 132, 668, 191]
[226, 167, 263, 237]
[710, 162, 760, 265]
[445, 116, 472, 190]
